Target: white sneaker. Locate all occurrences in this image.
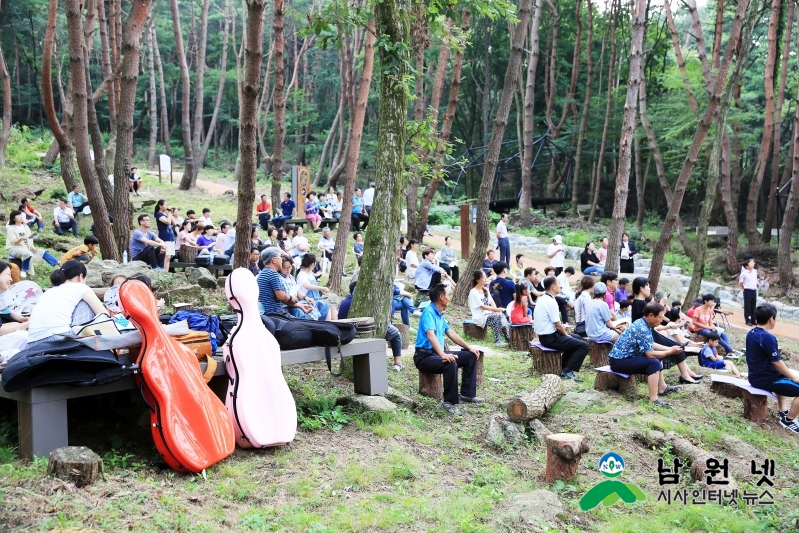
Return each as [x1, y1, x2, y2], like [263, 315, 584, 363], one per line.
[726, 352, 742, 360]
[408, 327, 416, 333]
[20, 271, 27, 279]
[412, 310, 422, 317]
[393, 364, 403, 372]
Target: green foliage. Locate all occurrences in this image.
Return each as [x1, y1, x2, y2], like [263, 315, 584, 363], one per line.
[296, 396, 351, 431]
[102, 449, 136, 470]
[4, 126, 52, 170]
[49, 187, 68, 200]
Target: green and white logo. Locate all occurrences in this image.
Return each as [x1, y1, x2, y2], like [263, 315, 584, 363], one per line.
[579, 453, 646, 511]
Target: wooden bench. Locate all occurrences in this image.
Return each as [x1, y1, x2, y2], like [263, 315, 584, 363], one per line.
[529, 342, 562, 375]
[320, 218, 339, 229]
[593, 365, 638, 398]
[463, 320, 487, 340]
[509, 323, 534, 351]
[286, 218, 308, 228]
[709, 374, 777, 423]
[0, 338, 388, 460]
[587, 340, 613, 367]
[418, 352, 485, 400]
[169, 261, 233, 277]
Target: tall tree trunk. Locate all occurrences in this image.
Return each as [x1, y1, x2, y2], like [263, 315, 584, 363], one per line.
[98, 0, 118, 168]
[605, 0, 646, 274]
[649, 0, 751, 294]
[200, 0, 231, 166]
[173, 0, 196, 190]
[112, 0, 153, 260]
[84, 47, 115, 213]
[570, 0, 593, 215]
[746, 0, 781, 245]
[191, 0, 211, 170]
[43, 0, 79, 192]
[270, 0, 287, 210]
[778, 99, 799, 291]
[152, 26, 172, 158]
[634, 125, 644, 232]
[588, 0, 617, 224]
[520, 0, 545, 224]
[146, 28, 158, 169]
[349, 4, 409, 336]
[328, 22, 376, 294]
[235, 0, 266, 268]
[763, 0, 794, 242]
[664, 0, 699, 114]
[719, 130, 740, 273]
[313, 100, 341, 186]
[453, 0, 534, 305]
[66, 0, 117, 260]
[0, 0, 11, 168]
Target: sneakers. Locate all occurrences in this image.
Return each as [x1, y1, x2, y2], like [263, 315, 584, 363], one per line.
[459, 394, 485, 404]
[781, 417, 799, 434]
[20, 271, 27, 279]
[440, 401, 462, 416]
[652, 399, 672, 409]
[778, 410, 788, 425]
[408, 327, 417, 333]
[560, 371, 583, 382]
[495, 340, 508, 346]
[393, 364, 403, 372]
[726, 352, 742, 360]
[412, 310, 422, 317]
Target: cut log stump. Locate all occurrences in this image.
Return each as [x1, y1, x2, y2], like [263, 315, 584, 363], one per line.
[742, 390, 769, 423]
[588, 340, 612, 367]
[710, 380, 744, 399]
[506, 374, 565, 422]
[529, 344, 562, 375]
[510, 324, 535, 351]
[393, 323, 410, 349]
[545, 433, 590, 483]
[419, 372, 444, 400]
[594, 370, 638, 398]
[463, 321, 487, 340]
[47, 446, 103, 487]
[476, 353, 484, 388]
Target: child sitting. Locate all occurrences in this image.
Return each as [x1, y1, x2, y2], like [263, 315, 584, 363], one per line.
[700, 331, 745, 378]
[60, 236, 100, 265]
[509, 283, 533, 325]
[353, 232, 364, 259]
[617, 299, 631, 319]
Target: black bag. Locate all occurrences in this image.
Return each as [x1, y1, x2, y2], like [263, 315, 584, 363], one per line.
[213, 255, 229, 265]
[1, 339, 137, 392]
[217, 314, 276, 345]
[267, 313, 356, 376]
[574, 321, 587, 337]
[195, 256, 211, 266]
[267, 313, 314, 350]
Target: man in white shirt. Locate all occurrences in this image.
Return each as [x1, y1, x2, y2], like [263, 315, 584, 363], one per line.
[332, 192, 343, 220]
[215, 222, 230, 254]
[556, 266, 576, 300]
[53, 199, 79, 237]
[199, 208, 214, 228]
[318, 227, 335, 260]
[222, 224, 236, 257]
[363, 182, 375, 215]
[547, 235, 566, 276]
[533, 276, 589, 381]
[496, 212, 510, 265]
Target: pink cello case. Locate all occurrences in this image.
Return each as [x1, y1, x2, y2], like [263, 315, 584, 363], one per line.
[223, 267, 297, 448]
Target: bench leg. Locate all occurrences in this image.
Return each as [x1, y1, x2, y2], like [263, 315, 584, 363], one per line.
[18, 400, 68, 460]
[352, 352, 388, 395]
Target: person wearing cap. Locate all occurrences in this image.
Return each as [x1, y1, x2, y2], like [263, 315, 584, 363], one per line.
[586, 282, 619, 343]
[547, 235, 566, 276]
[533, 275, 589, 381]
[363, 182, 375, 215]
[496, 213, 511, 265]
[256, 247, 313, 316]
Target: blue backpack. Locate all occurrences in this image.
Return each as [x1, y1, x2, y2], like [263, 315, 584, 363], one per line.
[169, 310, 221, 352]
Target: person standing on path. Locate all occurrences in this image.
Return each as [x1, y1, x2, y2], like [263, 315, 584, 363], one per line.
[363, 182, 375, 215]
[739, 257, 761, 326]
[547, 235, 566, 276]
[496, 212, 510, 265]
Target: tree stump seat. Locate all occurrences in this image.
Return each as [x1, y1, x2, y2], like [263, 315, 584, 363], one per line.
[545, 433, 590, 483]
[709, 374, 776, 423]
[529, 342, 562, 375]
[593, 366, 638, 398]
[418, 352, 485, 400]
[47, 446, 103, 487]
[463, 320, 487, 340]
[587, 340, 612, 367]
[393, 323, 410, 349]
[509, 323, 535, 351]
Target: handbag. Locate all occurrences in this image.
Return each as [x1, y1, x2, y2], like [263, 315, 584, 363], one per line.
[71, 313, 134, 337]
[574, 321, 586, 336]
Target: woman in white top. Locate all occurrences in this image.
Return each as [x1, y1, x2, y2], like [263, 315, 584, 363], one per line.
[296, 253, 335, 320]
[6, 210, 37, 277]
[405, 239, 420, 279]
[573, 276, 594, 337]
[26, 261, 108, 345]
[467, 270, 509, 345]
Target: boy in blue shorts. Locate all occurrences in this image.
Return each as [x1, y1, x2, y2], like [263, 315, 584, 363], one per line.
[699, 331, 745, 378]
[746, 303, 799, 434]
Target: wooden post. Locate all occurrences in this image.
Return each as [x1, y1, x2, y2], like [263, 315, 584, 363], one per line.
[742, 390, 769, 423]
[47, 446, 103, 487]
[460, 204, 470, 260]
[545, 433, 590, 483]
[463, 321, 487, 340]
[529, 345, 562, 375]
[506, 374, 565, 422]
[594, 371, 638, 398]
[588, 340, 612, 367]
[510, 324, 535, 351]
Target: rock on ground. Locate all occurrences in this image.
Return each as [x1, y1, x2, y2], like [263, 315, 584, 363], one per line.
[485, 413, 526, 448]
[186, 267, 218, 289]
[384, 386, 419, 410]
[503, 490, 564, 528]
[720, 436, 760, 460]
[339, 394, 397, 412]
[562, 390, 605, 408]
[162, 285, 208, 306]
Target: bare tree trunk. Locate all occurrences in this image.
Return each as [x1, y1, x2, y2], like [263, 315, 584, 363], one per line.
[719, 131, 740, 274]
[270, 0, 287, 210]
[66, 0, 117, 260]
[649, 0, 751, 294]
[98, 0, 118, 169]
[454, 0, 534, 306]
[779, 103, 799, 290]
[328, 23, 376, 294]
[83, 33, 115, 213]
[172, 0, 196, 190]
[313, 99, 340, 186]
[200, 0, 231, 166]
[235, 0, 266, 268]
[0, 0, 11, 168]
[746, 0, 781, 245]
[520, 0, 545, 224]
[663, 1, 699, 113]
[570, 0, 593, 215]
[588, 0, 617, 224]
[191, 0, 211, 172]
[763, 0, 794, 242]
[146, 28, 158, 169]
[405, 3, 429, 243]
[152, 26, 171, 158]
[605, 0, 647, 274]
[112, 0, 153, 260]
[634, 125, 644, 232]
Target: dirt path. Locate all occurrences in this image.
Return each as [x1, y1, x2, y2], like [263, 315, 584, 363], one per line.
[142, 169, 237, 196]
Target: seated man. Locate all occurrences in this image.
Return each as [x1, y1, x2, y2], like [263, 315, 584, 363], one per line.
[53, 198, 79, 237]
[61, 236, 100, 265]
[746, 303, 799, 434]
[522, 267, 545, 313]
[556, 266, 576, 300]
[256, 194, 271, 230]
[340, 281, 405, 372]
[318, 227, 335, 261]
[690, 293, 743, 358]
[543, 266, 572, 324]
[414, 284, 484, 416]
[414, 248, 452, 292]
[129, 214, 166, 269]
[533, 276, 589, 381]
[608, 301, 683, 408]
[128, 167, 143, 195]
[21, 197, 44, 232]
[68, 185, 90, 214]
[482, 249, 497, 278]
[585, 282, 619, 343]
[256, 247, 313, 316]
[489, 262, 516, 308]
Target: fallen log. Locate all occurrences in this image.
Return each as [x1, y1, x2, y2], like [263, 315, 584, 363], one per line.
[506, 374, 565, 422]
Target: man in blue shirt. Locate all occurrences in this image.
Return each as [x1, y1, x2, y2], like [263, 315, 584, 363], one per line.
[746, 303, 799, 434]
[414, 249, 452, 292]
[129, 214, 166, 269]
[608, 301, 684, 408]
[351, 188, 369, 230]
[489, 262, 516, 308]
[256, 247, 312, 315]
[68, 185, 90, 214]
[414, 284, 483, 415]
[272, 193, 296, 229]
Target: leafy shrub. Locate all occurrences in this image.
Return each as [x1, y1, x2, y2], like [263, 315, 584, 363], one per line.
[50, 187, 68, 200]
[296, 397, 350, 431]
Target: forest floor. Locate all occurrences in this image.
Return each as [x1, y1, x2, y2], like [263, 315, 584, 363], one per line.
[1, 163, 799, 531]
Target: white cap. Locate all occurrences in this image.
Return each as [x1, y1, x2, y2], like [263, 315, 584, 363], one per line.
[553, 235, 563, 244]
